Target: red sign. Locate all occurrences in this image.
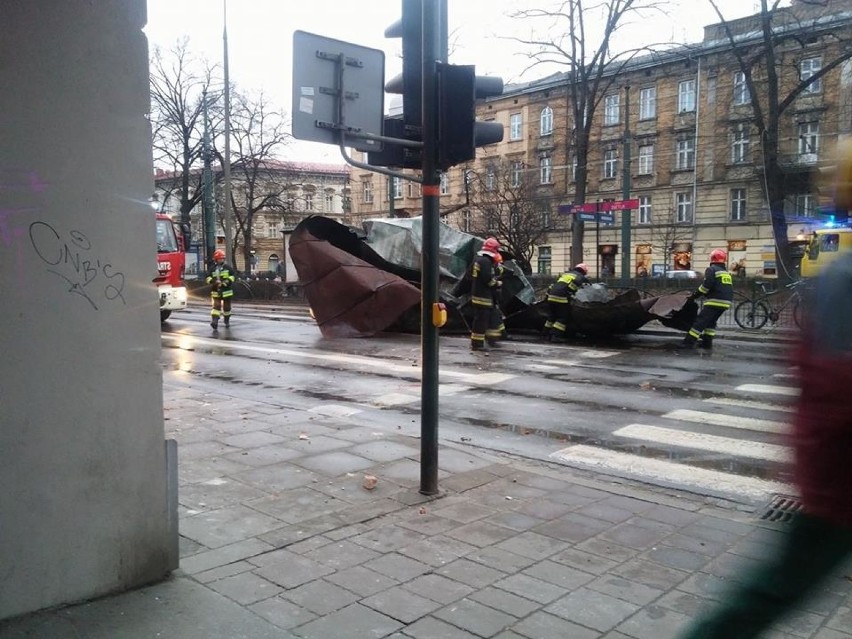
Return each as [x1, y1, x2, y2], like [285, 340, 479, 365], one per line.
[558, 199, 640, 214]
[604, 199, 640, 211]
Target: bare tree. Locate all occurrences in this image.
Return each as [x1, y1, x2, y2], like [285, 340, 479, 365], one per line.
[214, 89, 293, 271]
[149, 39, 222, 227]
[509, 0, 667, 265]
[465, 160, 569, 273]
[709, 0, 852, 279]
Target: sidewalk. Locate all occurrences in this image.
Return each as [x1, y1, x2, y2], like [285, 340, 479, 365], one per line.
[2, 383, 849, 639]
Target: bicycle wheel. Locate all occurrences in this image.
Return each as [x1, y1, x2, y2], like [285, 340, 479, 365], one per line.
[792, 297, 804, 328]
[734, 300, 769, 329]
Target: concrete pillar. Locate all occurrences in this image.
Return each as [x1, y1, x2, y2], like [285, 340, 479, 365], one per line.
[0, 0, 176, 619]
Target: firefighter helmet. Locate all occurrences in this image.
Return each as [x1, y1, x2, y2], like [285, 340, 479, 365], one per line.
[574, 263, 588, 275]
[710, 249, 727, 264]
[213, 249, 225, 261]
[494, 252, 503, 264]
[482, 237, 500, 253]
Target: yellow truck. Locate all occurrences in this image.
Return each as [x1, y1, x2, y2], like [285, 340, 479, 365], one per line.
[800, 226, 852, 277]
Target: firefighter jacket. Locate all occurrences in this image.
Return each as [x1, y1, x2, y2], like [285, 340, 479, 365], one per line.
[470, 252, 499, 308]
[206, 262, 237, 298]
[695, 263, 733, 309]
[546, 269, 588, 304]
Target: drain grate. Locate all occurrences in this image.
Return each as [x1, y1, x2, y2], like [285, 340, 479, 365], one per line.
[758, 494, 802, 523]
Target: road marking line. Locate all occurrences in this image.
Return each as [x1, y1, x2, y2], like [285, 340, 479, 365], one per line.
[737, 383, 798, 397]
[662, 408, 787, 434]
[162, 334, 513, 385]
[704, 397, 795, 414]
[308, 404, 362, 418]
[525, 364, 564, 371]
[614, 424, 790, 462]
[374, 393, 419, 407]
[550, 445, 791, 500]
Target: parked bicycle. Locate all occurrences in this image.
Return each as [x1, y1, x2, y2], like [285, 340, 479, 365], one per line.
[733, 279, 807, 330]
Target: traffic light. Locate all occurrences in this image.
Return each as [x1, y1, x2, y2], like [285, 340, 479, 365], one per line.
[437, 64, 504, 170]
[369, 0, 424, 168]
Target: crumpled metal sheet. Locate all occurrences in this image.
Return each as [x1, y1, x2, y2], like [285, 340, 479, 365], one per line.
[289, 219, 421, 338]
[567, 289, 698, 336]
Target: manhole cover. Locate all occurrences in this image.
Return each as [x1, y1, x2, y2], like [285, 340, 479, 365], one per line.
[758, 494, 802, 523]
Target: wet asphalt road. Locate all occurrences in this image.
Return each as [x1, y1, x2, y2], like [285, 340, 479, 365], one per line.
[161, 304, 797, 502]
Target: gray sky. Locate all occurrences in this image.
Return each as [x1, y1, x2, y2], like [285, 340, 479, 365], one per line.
[144, 0, 772, 163]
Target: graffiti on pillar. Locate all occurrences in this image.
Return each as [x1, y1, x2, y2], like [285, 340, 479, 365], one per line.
[29, 222, 126, 310]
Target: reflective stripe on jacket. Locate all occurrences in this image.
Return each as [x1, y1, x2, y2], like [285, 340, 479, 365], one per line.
[470, 253, 498, 307]
[695, 263, 733, 309]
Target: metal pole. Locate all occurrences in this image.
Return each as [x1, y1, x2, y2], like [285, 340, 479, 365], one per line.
[222, 0, 235, 268]
[621, 85, 632, 279]
[202, 90, 216, 266]
[419, 0, 441, 496]
[388, 176, 396, 217]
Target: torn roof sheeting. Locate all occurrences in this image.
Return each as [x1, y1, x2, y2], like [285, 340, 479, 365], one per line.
[289, 216, 421, 338]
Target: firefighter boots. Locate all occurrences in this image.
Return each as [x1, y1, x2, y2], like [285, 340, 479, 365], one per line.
[471, 341, 487, 352]
[698, 337, 713, 350]
[210, 319, 219, 330]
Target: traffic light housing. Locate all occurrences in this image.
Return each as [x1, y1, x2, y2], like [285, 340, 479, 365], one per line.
[438, 64, 504, 170]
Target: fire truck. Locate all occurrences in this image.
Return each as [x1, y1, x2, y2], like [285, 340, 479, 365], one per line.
[154, 213, 188, 321]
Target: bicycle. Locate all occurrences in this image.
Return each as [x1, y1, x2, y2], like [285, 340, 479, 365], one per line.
[733, 279, 808, 330]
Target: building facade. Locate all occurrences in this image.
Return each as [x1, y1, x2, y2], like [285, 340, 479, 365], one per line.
[155, 161, 350, 278]
[348, 0, 852, 279]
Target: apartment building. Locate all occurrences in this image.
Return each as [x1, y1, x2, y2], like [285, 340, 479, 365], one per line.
[154, 160, 350, 277]
[348, 0, 852, 279]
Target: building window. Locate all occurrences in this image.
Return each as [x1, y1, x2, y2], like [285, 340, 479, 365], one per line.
[324, 193, 335, 211]
[730, 188, 747, 221]
[462, 209, 472, 233]
[510, 161, 523, 187]
[801, 57, 822, 94]
[570, 155, 577, 182]
[639, 86, 656, 120]
[439, 172, 449, 195]
[676, 192, 693, 223]
[485, 166, 496, 191]
[638, 196, 652, 224]
[678, 79, 696, 113]
[604, 94, 620, 125]
[392, 176, 403, 199]
[676, 137, 695, 170]
[731, 123, 750, 164]
[603, 149, 618, 179]
[363, 181, 373, 204]
[540, 207, 551, 228]
[733, 71, 750, 105]
[540, 156, 552, 184]
[540, 106, 553, 135]
[798, 121, 820, 161]
[408, 181, 419, 198]
[637, 144, 654, 175]
[305, 194, 314, 211]
[537, 246, 552, 275]
[796, 194, 816, 217]
[510, 113, 522, 140]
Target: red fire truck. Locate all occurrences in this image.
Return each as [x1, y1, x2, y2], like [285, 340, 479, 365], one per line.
[154, 213, 187, 321]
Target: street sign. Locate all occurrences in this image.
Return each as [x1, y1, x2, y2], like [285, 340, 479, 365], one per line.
[558, 198, 639, 215]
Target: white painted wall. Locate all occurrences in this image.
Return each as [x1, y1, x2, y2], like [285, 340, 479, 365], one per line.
[0, 0, 175, 619]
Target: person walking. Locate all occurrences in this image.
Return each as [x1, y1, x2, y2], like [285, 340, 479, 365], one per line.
[205, 249, 236, 330]
[469, 237, 503, 351]
[543, 263, 589, 341]
[677, 249, 733, 349]
[676, 138, 852, 639]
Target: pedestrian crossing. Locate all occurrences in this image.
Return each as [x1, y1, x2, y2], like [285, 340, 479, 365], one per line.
[550, 382, 798, 501]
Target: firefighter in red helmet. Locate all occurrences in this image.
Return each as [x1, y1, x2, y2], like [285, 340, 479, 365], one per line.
[678, 249, 733, 349]
[205, 249, 236, 330]
[469, 237, 503, 351]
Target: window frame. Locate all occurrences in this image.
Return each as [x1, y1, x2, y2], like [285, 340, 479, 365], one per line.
[537, 246, 552, 275]
[639, 86, 656, 120]
[730, 188, 747, 221]
[732, 71, 750, 105]
[678, 79, 696, 113]
[509, 113, 523, 140]
[637, 144, 654, 175]
[510, 161, 523, 187]
[638, 196, 652, 224]
[362, 180, 373, 204]
[603, 149, 618, 179]
[801, 57, 822, 94]
[675, 191, 693, 223]
[798, 121, 820, 159]
[540, 106, 553, 136]
[540, 155, 553, 184]
[604, 94, 620, 125]
[676, 137, 695, 170]
[731, 124, 750, 164]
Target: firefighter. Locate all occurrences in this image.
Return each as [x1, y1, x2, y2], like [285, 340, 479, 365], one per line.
[544, 263, 589, 341]
[205, 249, 236, 330]
[678, 248, 734, 349]
[470, 237, 503, 351]
[491, 252, 509, 341]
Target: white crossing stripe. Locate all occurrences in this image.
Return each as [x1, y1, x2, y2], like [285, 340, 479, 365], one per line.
[308, 404, 363, 417]
[663, 408, 787, 434]
[613, 424, 790, 462]
[525, 364, 564, 372]
[704, 397, 795, 414]
[550, 445, 792, 500]
[373, 393, 419, 407]
[737, 383, 799, 397]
